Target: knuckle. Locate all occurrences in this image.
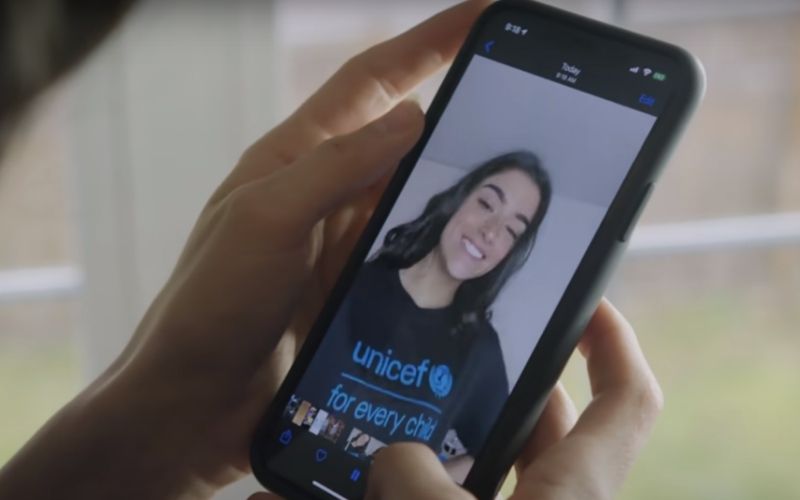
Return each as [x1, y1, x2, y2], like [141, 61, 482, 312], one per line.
[221, 185, 312, 251]
[342, 51, 367, 78]
[321, 135, 353, 163]
[646, 376, 665, 414]
[342, 51, 364, 72]
[631, 375, 665, 421]
[371, 72, 402, 106]
[222, 184, 285, 232]
[223, 186, 264, 224]
[343, 49, 400, 105]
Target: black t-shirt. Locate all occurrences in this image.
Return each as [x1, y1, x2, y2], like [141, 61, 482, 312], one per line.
[296, 259, 509, 457]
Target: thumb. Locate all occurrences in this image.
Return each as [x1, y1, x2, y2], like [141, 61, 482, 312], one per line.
[254, 100, 424, 235]
[367, 443, 472, 500]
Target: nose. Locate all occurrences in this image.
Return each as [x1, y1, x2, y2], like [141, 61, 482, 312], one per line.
[480, 217, 501, 245]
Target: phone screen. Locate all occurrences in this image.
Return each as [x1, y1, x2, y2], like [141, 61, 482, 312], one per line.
[257, 7, 682, 499]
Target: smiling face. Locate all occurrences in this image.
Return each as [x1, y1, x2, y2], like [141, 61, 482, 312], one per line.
[438, 168, 542, 281]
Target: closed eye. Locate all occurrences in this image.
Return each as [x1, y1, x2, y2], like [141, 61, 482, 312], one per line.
[478, 198, 493, 212]
[506, 226, 519, 240]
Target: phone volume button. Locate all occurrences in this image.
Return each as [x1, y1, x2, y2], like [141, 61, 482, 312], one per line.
[618, 182, 654, 243]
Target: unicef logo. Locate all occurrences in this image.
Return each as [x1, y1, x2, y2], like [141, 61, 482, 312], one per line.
[428, 364, 453, 399]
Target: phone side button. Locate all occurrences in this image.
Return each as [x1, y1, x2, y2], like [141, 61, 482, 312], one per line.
[618, 182, 654, 243]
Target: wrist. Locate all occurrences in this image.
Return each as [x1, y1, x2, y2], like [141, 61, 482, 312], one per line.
[0, 369, 213, 500]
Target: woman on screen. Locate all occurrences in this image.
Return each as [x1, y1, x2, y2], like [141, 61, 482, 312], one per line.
[296, 151, 551, 466]
[374, 150, 551, 331]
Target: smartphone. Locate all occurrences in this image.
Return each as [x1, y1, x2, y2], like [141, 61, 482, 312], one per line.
[251, 1, 704, 498]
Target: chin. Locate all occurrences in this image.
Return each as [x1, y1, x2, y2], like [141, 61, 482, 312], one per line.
[446, 261, 485, 282]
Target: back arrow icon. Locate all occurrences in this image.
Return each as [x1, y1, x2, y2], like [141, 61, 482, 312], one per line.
[484, 40, 495, 53]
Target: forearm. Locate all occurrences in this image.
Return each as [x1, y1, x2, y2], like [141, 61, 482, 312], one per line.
[0, 374, 211, 500]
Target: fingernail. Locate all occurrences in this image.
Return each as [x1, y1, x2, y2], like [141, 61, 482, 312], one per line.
[378, 101, 422, 134]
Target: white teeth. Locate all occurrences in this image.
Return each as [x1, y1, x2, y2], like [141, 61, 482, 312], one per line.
[463, 238, 484, 260]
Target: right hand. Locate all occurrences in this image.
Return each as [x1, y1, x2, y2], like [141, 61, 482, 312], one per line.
[365, 299, 663, 500]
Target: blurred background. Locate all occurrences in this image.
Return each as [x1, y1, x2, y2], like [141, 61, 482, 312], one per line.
[0, 1, 798, 499]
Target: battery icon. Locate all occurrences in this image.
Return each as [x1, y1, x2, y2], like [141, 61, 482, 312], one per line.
[653, 72, 667, 81]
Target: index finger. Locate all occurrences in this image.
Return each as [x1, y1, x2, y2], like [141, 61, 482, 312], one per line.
[514, 300, 663, 499]
[575, 298, 663, 438]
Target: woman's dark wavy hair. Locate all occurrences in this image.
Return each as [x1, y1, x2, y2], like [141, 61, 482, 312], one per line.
[375, 151, 551, 329]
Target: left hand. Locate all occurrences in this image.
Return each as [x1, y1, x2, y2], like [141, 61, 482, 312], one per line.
[0, 2, 489, 500]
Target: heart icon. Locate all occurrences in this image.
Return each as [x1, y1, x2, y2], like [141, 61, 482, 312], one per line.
[315, 449, 328, 462]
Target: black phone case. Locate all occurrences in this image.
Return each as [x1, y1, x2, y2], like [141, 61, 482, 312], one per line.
[251, 1, 705, 498]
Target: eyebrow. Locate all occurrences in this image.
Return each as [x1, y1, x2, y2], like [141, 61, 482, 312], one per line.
[483, 183, 506, 203]
[482, 183, 532, 228]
